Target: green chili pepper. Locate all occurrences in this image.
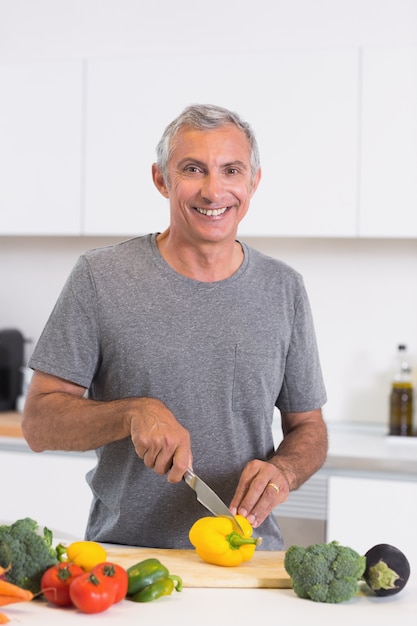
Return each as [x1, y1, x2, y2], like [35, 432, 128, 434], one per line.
[131, 575, 183, 603]
[126, 558, 170, 595]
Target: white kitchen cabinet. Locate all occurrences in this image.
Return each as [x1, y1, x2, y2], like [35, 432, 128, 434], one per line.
[0, 61, 83, 235]
[360, 47, 417, 237]
[84, 49, 359, 237]
[0, 448, 95, 539]
[326, 474, 417, 566]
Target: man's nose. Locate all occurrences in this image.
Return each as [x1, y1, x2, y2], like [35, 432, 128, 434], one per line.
[201, 173, 223, 201]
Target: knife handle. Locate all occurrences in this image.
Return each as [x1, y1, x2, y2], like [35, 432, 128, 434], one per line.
[183, 467, 195, 487]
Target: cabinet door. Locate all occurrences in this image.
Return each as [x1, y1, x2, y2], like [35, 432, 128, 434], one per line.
[84, 49, 358, 237]
[0, 450, 94, 539]
[240, 49, 359, 237]
[360, 47, 417, 237]
[327, 475, 417, 566]
[0, 61, 83, 235]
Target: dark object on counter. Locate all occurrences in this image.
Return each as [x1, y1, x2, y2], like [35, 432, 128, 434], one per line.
[0, 328, 24, 411]
[363, 543, 410, 596]
[389, 344, 414, 436]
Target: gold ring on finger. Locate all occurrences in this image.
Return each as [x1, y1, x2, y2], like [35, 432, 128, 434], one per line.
[267, 481, 280, 495]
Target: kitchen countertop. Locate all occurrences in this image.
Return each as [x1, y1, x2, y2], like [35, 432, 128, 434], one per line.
[2, 536, 417, 624]
[2, 576, 416, 625]
[0, 411, 23, 437]
[324, 422, 417, 476]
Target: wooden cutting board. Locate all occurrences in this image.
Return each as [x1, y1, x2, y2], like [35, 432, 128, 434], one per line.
[105, 546, 292, 588]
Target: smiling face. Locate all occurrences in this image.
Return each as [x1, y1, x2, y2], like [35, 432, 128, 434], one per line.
[152, 124, 261, 247]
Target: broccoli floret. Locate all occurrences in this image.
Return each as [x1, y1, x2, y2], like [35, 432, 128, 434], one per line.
[284, 541, 366, 603]
[0, 517, 58, 593]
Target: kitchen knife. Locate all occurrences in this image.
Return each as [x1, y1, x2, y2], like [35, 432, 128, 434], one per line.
[184, 467, 244, 534]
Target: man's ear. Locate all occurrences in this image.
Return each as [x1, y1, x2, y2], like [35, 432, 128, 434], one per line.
[250, 167, 262, 196]
[152, 163, 169, 198]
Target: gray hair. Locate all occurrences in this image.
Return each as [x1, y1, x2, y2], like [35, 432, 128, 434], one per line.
[155, 104, 260, 186]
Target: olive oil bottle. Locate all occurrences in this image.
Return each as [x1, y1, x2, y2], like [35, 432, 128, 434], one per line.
[389, 344, 414, 436]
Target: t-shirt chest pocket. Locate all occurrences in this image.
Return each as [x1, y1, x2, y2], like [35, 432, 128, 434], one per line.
[232, 342, 283, 412]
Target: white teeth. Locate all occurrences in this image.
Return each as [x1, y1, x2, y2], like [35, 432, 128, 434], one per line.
[196, 207, 228, 216]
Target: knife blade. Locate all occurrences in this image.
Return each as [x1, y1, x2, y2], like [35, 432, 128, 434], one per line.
[184, 467, 244, 534]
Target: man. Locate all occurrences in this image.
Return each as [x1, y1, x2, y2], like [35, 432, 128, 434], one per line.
[22, 104, 327, 549]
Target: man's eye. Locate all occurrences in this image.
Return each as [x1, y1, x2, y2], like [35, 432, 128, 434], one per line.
[185, 166, 201, 173]
[226, 168, 238, 175]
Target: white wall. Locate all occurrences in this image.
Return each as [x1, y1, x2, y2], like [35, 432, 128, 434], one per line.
[1, 0, 417, 428]
[0, 0, 416, 60]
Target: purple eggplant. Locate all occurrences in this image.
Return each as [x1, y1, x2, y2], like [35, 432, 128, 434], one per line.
[363, 543, 410, 596]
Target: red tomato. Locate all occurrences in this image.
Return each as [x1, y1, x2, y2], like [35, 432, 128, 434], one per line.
[41, 562, 84, 607]
[93, 562, 128, 603]
[69, 571, 116, 614]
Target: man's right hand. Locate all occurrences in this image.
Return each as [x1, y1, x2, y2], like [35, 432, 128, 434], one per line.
[129, 397, 191, 482]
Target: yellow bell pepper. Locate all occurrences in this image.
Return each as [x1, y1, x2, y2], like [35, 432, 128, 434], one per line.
[188, 515, 262, 567]
[56, 541, 107, 572]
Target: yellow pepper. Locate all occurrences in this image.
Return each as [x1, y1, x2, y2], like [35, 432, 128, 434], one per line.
[56, 541, 107, 572]
[188, 515, 262, 567]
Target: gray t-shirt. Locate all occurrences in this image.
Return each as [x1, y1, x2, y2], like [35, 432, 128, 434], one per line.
[29, 234, 326, 549]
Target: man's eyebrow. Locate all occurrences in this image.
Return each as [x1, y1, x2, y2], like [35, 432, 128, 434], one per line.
[177, 158, 248, 170]
[223, 160, 249, 171]
[177, 158, 207, 169]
